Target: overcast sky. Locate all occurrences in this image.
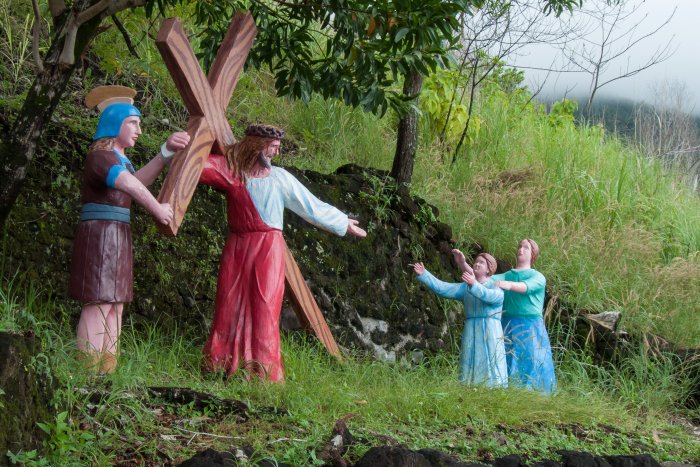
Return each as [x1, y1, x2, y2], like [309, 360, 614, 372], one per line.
[507, 0, 700, 113]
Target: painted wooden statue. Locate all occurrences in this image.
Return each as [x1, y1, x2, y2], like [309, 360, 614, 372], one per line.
[153, 14, 353, 375]
[200, 124, 366, 382]
[414, 252, 508, 387]
[69, 85, 190, 374]
[491, 239, 557, 393]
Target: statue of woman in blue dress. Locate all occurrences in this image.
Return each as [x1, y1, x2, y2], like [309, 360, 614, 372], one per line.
[413, 253, 507, 387]
[491, 239, 556, 393]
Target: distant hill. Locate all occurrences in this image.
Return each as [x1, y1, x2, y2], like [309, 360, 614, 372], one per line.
[535, 95, 700, 140]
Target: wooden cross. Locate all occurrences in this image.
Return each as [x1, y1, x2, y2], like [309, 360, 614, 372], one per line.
[156, 14, 342, 359]
[155, 13, 254, 233]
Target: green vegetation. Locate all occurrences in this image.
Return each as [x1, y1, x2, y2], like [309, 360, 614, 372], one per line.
[409, 85, 700, 347]
[274, 72, 700, 348]
[2, 3, 700, 465]
[1, 290, 699, 464]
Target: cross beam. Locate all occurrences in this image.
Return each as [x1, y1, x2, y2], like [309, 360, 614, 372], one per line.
[155, 14, 342, 359]
[156, 13, 256, 236]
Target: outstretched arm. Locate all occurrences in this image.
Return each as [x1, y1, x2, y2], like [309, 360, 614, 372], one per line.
[114, 172, 173, 225]
[281, 169, 350, 236]
[496, 272, 544, 294]
[415, 266, 466, 301]
[346, 218, 367, 238]
[413, 262, 426, 276]
[495, 281, 527, 293]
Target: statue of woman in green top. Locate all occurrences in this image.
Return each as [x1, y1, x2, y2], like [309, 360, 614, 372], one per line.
[491, 239, 556, 393]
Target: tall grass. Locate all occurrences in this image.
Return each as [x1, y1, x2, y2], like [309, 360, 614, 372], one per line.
[1, 283, 698, 464]
[2, 5, 700, 461]
[218, 65, 700, 346]
[3, 0, 699, 347]
[402, 89, 700, 348]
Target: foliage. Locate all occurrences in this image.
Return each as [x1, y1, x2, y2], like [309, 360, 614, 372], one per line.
[0, 0, 34, 98]
[358, 173, 399, 224]
[7, 412, 96, 465]
[147, 0, 582, 116]
[2, 0, 700, 462]
[1, 282, 698, 465]
[37, 412, 95, 458]
[421, 68, 470, 144]
[421, 53, 529, 152]
[408, 85, 700, 347]
[177, 0, 473, 116]
[482, 60, 526, 95]
[548, 98, 579, 127]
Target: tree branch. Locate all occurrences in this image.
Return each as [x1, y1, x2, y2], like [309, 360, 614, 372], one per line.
[75, 0, 112, 25]
[76, 0, 146, 26]
[31, 0, 44, 72]
[58, 0, 147, 66]
[48, 0, 66, 18]
[57, 15, 78, 66]
[112, 14, 140, 59]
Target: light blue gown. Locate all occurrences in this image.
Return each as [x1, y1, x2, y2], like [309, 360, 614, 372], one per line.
[417, 270, 507, 387]
[491, 268, 556, 394]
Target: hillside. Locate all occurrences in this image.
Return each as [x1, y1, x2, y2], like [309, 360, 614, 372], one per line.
[1, 3, 700, 465]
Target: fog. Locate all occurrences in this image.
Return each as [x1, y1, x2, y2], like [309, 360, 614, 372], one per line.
[506, 0, 700, 114]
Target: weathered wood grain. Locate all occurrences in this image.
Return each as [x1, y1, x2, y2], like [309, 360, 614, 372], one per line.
[156, 13, 256, 235]
[156, 13, 342, 359]
[284, 243, 343, 359]
[156, 117, 214, 235]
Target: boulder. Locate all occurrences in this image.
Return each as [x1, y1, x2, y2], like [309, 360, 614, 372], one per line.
[282, 164, 465, 359]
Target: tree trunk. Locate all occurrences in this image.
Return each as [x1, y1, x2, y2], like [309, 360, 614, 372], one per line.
[0, 0, 103, 227]
[390, 71, 423, 186]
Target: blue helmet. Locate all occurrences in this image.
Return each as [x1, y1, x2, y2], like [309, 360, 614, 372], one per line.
[93, 103, 141, 140]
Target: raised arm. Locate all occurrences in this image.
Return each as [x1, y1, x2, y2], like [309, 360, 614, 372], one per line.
[452, 249, 473, 274]
[134, 131, 190, 186]
[415, 266, 466, 301]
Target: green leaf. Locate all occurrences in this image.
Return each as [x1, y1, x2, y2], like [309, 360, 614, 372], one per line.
[394, 28, 410, 43]
[36, 422, 51, 435]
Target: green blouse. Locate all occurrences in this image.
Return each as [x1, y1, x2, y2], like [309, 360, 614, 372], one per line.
[491, 268, 546, 318]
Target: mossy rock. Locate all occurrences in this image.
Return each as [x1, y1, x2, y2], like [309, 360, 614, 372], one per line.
[280, 164, 464, 360]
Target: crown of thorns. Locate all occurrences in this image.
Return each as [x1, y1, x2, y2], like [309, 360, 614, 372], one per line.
[244, 124, 285, 140]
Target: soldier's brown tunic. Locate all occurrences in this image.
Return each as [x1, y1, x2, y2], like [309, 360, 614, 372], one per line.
[69, 149, 135, 303]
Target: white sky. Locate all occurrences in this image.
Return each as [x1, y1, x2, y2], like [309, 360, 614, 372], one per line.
[507, 0, 700, 113]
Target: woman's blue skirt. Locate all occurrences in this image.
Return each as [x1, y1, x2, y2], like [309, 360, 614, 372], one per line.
[459, 316, 508, 388]
[501, 315, 556, 393]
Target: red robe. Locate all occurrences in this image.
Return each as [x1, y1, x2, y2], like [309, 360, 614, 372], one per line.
[200, 156, 286, 382]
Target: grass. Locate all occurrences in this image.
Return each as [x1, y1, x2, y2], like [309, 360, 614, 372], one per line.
[1, 286, 699, 465]
[2, 4, 700, 464]
[402, 89, 700, 348]
[210, 60, 700, 347]
[4, 0, 700, 350]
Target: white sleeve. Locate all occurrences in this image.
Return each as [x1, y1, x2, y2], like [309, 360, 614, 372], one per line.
[278, 168, 348, 236]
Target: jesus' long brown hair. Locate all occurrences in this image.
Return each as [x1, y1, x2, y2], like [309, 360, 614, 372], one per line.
[224, 135, 276, 181]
